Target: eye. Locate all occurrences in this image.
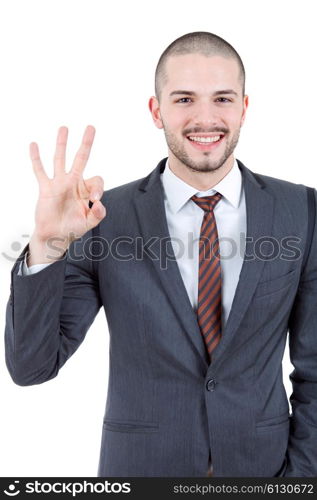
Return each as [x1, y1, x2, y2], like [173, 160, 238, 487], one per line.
[176, 97, 192, 103]
[216, 97, 232, 103]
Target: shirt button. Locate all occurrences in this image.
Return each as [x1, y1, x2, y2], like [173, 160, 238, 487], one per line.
[206, 379, 216, 391]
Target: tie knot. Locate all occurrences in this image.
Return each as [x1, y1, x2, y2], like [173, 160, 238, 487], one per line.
[191, 192, 222, 213]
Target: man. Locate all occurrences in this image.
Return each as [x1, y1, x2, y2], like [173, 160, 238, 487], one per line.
[5, 32, 317, 477]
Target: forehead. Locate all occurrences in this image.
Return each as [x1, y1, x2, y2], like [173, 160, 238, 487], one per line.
[163, 53, 241, 93]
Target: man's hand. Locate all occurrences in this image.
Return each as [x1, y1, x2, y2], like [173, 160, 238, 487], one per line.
[28, 125, 106, 266]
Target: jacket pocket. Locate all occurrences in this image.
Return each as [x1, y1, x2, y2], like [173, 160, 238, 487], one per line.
[254, 269, 297, 298]
[256, 411, 290, 432]
[103, 418, 159, 433]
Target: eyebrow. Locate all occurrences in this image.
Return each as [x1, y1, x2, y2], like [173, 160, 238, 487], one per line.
[169, 89, 239, 97]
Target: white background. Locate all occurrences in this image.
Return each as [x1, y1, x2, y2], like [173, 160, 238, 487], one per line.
[0, 0, 316, 477]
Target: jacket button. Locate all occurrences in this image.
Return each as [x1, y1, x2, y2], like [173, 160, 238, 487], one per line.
[206, 379, 216, 391]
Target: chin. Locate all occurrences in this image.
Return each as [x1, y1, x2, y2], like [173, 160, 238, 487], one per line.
[186, 162, 223, 173]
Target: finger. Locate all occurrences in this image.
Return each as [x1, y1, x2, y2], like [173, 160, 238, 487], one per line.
[86, 199, 106, 230]
[54, 126, 68, 176]
[29, 142, 49, 184]
[84, 175, 104, 202]
[70, 125, 95, 176]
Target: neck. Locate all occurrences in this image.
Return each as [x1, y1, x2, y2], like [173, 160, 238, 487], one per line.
[167, 154, 235, 191]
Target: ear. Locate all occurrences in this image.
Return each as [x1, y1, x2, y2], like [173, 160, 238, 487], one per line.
[148, 96, 163, 129]
[240, 95, 249, 126]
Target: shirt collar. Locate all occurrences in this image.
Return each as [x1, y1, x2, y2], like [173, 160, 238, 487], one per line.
[161, 158, 243, 214]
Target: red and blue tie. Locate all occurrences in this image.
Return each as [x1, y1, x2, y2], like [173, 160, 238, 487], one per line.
[191, 193, 222, 360]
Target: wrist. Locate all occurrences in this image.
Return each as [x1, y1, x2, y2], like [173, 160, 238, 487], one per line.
[28, 232, 69, 266]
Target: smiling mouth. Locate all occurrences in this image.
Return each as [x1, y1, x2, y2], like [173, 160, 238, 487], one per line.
[186, 133, 225, 149]
[188, 135, 223, 143]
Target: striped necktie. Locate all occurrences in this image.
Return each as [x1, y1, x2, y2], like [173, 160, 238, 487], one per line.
[191, 193, 222, 361]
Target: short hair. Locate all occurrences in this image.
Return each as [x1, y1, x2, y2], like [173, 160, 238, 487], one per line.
[154, 31, 245, 101]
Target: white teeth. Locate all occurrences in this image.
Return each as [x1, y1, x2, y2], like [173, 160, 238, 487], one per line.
[188, 135, 221, 143]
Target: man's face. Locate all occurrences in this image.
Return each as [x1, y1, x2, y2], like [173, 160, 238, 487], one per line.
[149, 53, 248, 173]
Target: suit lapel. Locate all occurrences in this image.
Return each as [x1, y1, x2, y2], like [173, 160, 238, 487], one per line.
[133, 159, 209, 369]
[134, 158, 275, 369]
[211, 160, 275, 365]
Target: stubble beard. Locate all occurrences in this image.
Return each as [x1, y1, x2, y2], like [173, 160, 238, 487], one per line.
[163, 126, 241, 173]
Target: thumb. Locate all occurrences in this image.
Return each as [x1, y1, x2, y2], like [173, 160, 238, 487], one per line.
[86, 199, 106, 229]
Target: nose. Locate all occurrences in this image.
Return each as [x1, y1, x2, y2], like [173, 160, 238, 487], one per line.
[192, 100, 220, 128]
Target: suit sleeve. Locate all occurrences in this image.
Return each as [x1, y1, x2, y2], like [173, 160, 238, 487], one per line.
[285, 188, 317, 476]
[19, 252, 52, 275]
[4, 228, 102, 386]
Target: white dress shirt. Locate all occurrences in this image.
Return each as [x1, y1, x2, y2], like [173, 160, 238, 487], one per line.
[20, 159, 246, 329]
[160, 159, 246, 328]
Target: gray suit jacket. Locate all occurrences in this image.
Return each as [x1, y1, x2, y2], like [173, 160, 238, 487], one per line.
[5, 159, 317, 477]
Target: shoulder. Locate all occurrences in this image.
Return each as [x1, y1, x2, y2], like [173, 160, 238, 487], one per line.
[100, 174, 147, 208]
[256, 172, 316, 212]
[239, 160, 316, 204]
[256, 171, 309, 191]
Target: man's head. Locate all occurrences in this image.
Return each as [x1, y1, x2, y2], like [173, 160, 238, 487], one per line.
[149, 32, 248, 177]
[155, 32, 245, 102]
